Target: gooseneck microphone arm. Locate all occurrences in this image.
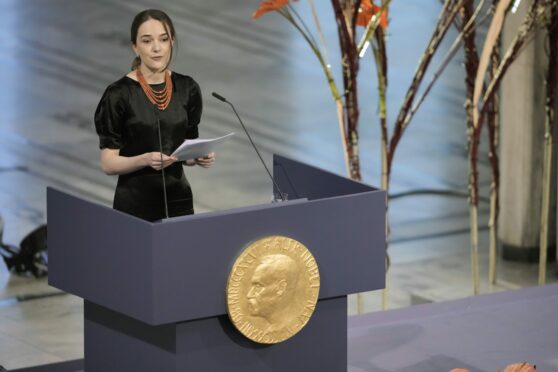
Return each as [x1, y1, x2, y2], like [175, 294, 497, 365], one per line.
[154, 105, 170, 219]
[211, 92, 286, 201]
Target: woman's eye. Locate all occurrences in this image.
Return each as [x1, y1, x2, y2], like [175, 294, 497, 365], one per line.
[142, 40, 150, 44]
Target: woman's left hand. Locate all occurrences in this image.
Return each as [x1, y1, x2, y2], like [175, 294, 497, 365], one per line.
[195, 152, 215, 168]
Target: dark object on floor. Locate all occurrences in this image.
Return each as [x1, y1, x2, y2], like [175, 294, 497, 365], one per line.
[0, 217, 48, 278]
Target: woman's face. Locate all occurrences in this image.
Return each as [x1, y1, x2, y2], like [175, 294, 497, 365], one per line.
[133, 18, 173, 73]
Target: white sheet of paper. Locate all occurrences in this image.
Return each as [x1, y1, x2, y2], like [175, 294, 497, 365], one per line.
[171, 133, 234, 161]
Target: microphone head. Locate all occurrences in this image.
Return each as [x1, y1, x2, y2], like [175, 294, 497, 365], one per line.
[211, 92, 227, 102]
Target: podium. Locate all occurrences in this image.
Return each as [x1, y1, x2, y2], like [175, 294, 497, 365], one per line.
[47, 155, 385, 371]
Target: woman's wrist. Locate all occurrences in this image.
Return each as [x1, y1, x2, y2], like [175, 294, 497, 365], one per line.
[141, 153, 150, 167]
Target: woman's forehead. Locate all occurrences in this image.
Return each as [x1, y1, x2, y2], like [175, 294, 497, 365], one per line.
[138, 19, 168, 37]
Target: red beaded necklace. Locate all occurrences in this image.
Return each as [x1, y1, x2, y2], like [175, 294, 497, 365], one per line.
[136, 69, 173, 111]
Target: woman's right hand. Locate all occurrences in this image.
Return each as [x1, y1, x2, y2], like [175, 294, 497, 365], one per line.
[144, 152, 177, 171]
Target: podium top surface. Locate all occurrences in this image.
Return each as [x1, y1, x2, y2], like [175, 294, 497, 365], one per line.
[48, 155, 385, 325]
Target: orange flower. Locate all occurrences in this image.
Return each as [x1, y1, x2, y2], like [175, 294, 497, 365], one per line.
[252, 0, 290, 19]
[449, 369, 470, 372]
[503, 363, 536, 372]
[356, 0, 388, 29]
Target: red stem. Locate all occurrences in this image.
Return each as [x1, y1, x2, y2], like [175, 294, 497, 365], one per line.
[331, 0, 361, 179]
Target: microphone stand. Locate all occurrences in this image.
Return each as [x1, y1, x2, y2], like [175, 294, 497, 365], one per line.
[154, 105, 170, 219]
[211, 92, 286, 202]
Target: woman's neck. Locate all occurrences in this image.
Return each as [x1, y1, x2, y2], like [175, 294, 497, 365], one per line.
[138, 65, 167, 84]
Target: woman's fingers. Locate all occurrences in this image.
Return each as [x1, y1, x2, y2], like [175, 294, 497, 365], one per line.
[195, 152, 216, 168]
[148, 151, 217, 170]
[148, 152, 177, 170]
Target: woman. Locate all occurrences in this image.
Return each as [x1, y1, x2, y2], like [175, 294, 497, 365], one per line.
[94, 9, 214, 222]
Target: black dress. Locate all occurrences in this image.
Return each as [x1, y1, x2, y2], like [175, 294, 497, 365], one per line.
[94, 72, 202, 222]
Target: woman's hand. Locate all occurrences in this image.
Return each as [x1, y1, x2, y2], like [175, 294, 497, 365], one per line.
[194, 152, 215, 168]
[144, 152, 177, 171]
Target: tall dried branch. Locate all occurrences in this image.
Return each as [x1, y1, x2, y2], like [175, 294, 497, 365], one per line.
[331, 0, 362, 179]
[373, 28, 389, 189]
[545, 3, 558, 131]
[486, 0, 501, 285]
[538, 0, 558, 284]
[460, 0, 482, 295]
[388, 0, 467, 171]
[405, 0, 489, 139]
[479, 0, 543, 126]
[473, 0, 512, 129]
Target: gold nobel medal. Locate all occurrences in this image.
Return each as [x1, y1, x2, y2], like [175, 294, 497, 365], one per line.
[226, 236, 320, 344]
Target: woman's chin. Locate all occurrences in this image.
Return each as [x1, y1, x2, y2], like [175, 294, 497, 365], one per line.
[144, 63, 167, 73]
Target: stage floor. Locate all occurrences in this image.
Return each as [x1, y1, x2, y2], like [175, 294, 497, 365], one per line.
[348, 284, 558, 371]
[9, 284, 558, 372]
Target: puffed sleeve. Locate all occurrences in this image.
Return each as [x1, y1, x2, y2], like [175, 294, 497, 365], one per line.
[94, 85, 127, 149]
[185, 79, 203, 140]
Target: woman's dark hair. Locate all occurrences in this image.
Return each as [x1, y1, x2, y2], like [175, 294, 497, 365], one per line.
[130, 9, 176, 71]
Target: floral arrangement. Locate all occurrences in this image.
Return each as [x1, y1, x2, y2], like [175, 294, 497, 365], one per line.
[252, 0, 558, 308]
[253, 0, 389, 181]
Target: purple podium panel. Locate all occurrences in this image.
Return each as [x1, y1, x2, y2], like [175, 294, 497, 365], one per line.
[85, 297, 347, 371]
[47, 155, 386, 371]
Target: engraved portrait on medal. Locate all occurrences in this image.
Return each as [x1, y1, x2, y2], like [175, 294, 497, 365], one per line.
[226, 236, 320, 344]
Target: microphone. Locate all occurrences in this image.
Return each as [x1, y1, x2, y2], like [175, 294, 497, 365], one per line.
[211, 92, 286, 202]
[211, 92, 227, 102]
[154, 105, 170, 219]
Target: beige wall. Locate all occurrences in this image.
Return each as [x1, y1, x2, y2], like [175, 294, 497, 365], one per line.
[499, 0, 557, 259]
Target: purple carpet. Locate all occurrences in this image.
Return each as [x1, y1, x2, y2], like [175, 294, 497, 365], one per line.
[348, 284, 558, 371]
